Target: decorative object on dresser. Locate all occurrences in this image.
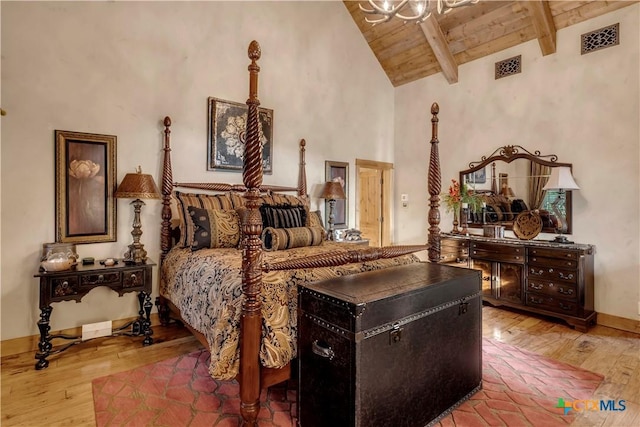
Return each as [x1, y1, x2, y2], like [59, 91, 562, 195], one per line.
[319, 180, 346, 241]
[33, 259, 155, 370]
[114, 167, 161, 264]
[513, 210, 543, 240]
[55, 130, 117, 244]
[207, 97, 273, 173]
[40, 242, 79, 272]
[542, 166, 580, 244]
[460, 145, 575, 236]
[298, 262, 482, 426]
[440, 234, 596, 332]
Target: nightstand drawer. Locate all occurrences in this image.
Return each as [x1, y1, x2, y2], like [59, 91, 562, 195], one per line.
[50, 276, 79, 300]
[123, 269, 146, 289]
[79, 271, 120, 287]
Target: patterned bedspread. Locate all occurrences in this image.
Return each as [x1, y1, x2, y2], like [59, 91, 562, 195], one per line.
[160, 242, 419, 379]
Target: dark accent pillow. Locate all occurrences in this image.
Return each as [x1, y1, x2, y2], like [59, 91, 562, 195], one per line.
[259, 204, 307, 229]
[261, 226, 325, 251]
[188, 206, 240, 251]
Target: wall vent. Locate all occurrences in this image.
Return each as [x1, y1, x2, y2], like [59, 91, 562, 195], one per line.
[581, 23, 619, 55]
[495, 55, 521, 80]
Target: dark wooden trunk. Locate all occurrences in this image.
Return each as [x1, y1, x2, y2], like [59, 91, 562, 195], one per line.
[298, 262, 482, 427]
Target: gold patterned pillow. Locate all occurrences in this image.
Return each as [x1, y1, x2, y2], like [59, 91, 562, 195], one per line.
[188, 207, 240, 250]
[261, 226, 324, 251]
[308, 210, 327, 240]
[175, 192, 235, 247]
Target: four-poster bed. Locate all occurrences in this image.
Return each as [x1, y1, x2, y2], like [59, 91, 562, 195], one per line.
[157, 40, 444, 425]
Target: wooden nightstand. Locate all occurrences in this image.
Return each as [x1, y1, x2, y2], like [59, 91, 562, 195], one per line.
[33, 259, 155, 370]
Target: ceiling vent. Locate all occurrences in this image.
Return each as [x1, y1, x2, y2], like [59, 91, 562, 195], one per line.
[495, 55, 521, 80]
[581, 23, 619, 55]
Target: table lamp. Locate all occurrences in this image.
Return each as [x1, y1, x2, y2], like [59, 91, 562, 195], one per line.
[320, 181, 346, 241]
[542, 166, 579, 244]
[115, 166, 161, 263]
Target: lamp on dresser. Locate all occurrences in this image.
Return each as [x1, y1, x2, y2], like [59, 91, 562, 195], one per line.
[115, 166, 161, 264]
[542, 166, 580, 244]
[320, 181, 346, 241]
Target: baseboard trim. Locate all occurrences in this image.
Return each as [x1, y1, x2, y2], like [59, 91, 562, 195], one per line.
[597, 312, 640, 335]
[1, 314, 161, 358]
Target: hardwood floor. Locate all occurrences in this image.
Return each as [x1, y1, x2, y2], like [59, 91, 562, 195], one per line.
[1, 306, 638, 426]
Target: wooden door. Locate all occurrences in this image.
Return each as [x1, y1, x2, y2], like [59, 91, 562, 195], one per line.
[358, 167, 382, 247]
[356, 159, 393, 247]
[497, 263, 524, 304]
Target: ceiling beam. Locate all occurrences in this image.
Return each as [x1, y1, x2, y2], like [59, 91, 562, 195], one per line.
[527, 0, 556, 55]
[420, 15, 458, 84]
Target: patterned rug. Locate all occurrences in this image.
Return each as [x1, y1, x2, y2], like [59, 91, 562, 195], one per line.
[92, 339, 604, 426]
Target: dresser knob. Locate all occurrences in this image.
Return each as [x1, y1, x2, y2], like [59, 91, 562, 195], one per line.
[558, 287, 574, 296]
[97, 275, 104, 283]
[559, 272, 574, 280]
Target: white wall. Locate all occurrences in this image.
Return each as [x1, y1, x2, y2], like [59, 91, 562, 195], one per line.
[1, 1, 394, 340]
[394, 5, 640, 321]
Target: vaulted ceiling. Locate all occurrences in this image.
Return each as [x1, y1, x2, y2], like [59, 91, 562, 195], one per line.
[344, 1, 635, 86]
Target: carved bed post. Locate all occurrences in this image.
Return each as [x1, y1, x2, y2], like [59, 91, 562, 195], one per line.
[160, 116, 173, 265]
[298, 139, 307, 197]
[428, 103, 442, 263]
[239, 40, 263, 426]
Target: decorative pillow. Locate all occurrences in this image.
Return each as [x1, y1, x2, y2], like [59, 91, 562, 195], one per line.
[261, 226, 325, 251]
[175, 192, 235, 247]
[188, 206, 240, 251]
[308, 210, 327, 240]
[259, 204, 307, 229]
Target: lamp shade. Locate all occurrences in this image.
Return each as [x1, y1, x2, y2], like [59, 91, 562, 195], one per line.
[542, 166, 580, 191]
[319, 181, 346, 200]
[115, 167, 161, 199]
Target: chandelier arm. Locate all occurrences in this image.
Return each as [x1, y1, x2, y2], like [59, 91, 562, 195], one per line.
[359, 0, 411, 16]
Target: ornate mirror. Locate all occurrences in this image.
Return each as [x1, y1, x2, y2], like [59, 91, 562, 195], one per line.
[459, 145, 575, 236]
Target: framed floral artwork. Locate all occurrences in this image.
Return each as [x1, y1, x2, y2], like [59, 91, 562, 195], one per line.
[55, 130, 117, 244]
[207, 97, 273, 173]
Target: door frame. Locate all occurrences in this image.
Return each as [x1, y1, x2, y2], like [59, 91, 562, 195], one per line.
[355, 159, 394, 246]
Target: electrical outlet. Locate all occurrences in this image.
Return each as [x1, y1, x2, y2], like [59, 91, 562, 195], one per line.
[82, 320, 112, 341]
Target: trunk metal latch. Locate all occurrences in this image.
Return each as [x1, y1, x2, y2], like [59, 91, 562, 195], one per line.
[389, 323, 402, 344]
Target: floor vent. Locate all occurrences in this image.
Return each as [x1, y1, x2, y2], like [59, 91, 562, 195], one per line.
[581, 23, 619, 55]
[495, 55, 521, 80]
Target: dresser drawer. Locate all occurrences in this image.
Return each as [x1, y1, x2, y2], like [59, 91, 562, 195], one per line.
[527, 279, 577, 301]
[528, 247, 578, 260]
[441, 239, 469, 250]
[471, 248, 524, 264]
[528, 266, 578, 283]
[525, 293, 579, 315]
[528, 255, 577, 269]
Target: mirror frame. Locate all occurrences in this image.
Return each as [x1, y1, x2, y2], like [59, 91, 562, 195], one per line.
[459, 145, 574, 234]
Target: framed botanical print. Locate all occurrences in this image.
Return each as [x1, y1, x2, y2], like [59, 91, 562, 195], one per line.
[207, 97, 273, 173]
[325, 161, 349, 229]
[55, 130, 117, 244]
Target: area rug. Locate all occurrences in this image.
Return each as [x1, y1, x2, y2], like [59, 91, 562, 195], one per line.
[92, 338, 604, 427]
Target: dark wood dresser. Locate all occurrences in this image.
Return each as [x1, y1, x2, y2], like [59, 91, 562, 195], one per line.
[440, 233, 596, 331]
[297, 262, 482, 427]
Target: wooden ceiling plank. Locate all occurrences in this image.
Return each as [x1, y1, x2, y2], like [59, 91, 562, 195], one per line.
[420, 14, 459, 84]
[445, 1, 527, 45]
[527, 0, 557, 55]
[448, 13, 532, 55]
[437, 1, 513, 29]
[553, 1, 637, 30]
[454, 25, 537, 65]
[380, 44, 435, 69]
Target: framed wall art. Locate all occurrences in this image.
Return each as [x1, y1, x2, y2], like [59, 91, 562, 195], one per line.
[207, 97, 273, 173]
[55, 130, 117, 244]
[325, 160, 349, 229]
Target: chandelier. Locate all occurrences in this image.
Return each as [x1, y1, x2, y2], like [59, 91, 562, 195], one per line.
[359, 0, 479, 25]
